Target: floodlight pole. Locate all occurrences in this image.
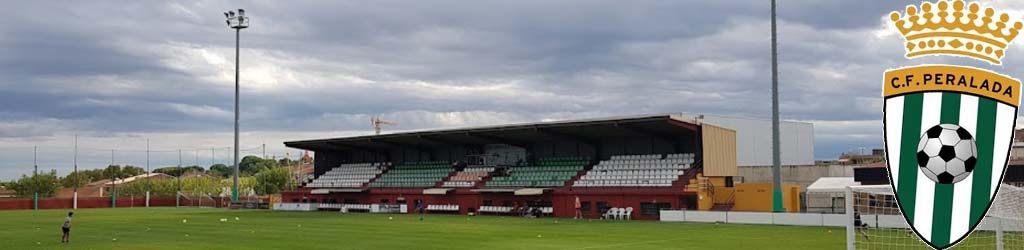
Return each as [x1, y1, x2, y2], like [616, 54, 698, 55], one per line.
[770, 0, 784, 212]
[146, 139, 150, 207]
[177, 149, 182, 208]
[232, 18, 241, 204]
[225, 9, 249, 203]
[73, 134, 78, 209]
[33, 146, 38, 210]
[111, 149, 116, 208]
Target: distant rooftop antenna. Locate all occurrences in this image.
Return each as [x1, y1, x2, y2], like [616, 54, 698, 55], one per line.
[371, 116, 395, 135]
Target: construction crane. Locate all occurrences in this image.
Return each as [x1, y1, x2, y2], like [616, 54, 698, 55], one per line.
[371, 116, 395, 135]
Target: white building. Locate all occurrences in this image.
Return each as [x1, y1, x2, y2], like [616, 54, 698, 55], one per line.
[686, 114, 815, 167]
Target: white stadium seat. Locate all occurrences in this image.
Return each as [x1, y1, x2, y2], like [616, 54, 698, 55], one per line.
[572, 153, 694, 187]
[304, 162, 389, 188]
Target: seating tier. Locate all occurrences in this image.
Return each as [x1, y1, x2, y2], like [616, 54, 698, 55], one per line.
[573, 153, 695, 187]
[369, 161, 453, 188]
[484, 157, 588, 188]
[305, 162, 388, 188]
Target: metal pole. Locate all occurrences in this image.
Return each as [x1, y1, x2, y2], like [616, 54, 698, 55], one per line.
[845, 187, 854, 250]
[73, 134, 78, 209]
[33, 146, 38, 210]
[262, 143, 266, 159]
[770, 0, 784, 213]
[111, 149, 116, 208]
[232, 27, 241, 203]
[146, 139, 150, 207]
[997, 217, 1005, 250]
[177, 149, 182, 208]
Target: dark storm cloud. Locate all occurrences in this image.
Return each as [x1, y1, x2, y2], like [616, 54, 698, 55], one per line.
[4, 0, 1019, 178]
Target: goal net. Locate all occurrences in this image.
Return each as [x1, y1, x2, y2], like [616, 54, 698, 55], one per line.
[846, 184, 1024, 250]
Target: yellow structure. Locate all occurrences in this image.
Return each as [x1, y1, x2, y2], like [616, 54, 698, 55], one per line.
[701, 124, 737, 177]
[731, 183, 801, 212]
[683, 173, 734, 211]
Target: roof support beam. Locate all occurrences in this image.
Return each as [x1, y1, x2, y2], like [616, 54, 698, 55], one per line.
[667, 119, 701, 131]
[533, 127, 598, 148]
[465, 132, 532, 148]
[328, 141, 389, 156]
[617, 123, 680, 143]
[310, 143, 351, 153]
[418, 135, 477, 148]
[371, 138, 436, 157]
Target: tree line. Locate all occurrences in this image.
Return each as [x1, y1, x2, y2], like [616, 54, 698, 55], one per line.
[1, 156, 299, 198]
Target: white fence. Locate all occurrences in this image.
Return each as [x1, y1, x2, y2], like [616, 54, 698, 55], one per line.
[661, 210, 1021, 232]
[660, 210, 847, 227]
[272, 203, 318, 211]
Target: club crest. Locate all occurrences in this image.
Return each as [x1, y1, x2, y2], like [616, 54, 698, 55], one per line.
[883, 1, 1023, 249]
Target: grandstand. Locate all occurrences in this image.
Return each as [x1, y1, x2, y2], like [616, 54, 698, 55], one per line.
[283, 114, 739, 220]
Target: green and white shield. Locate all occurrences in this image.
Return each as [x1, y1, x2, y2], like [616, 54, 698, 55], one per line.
[883, 65, 1021, 249]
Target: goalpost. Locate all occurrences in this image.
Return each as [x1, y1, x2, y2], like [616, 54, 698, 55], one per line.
[846, 184, 1024, 249]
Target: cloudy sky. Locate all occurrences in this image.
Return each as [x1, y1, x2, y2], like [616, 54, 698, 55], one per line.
[2, 0, 1024, 179]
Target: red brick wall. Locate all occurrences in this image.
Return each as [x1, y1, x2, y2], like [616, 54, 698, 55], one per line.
[0, 196, 180, 210]
[281, 188, 693, 220]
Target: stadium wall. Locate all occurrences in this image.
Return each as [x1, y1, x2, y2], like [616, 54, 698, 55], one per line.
[730, 183, 801, 212]
[0, 196, 180, 210]
[282, 188, 695, 220]
[737, 165, 855, 189]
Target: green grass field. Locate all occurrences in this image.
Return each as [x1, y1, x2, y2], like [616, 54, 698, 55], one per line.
[0, 208, 846, 249]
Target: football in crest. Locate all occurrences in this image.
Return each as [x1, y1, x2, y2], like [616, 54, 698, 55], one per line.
[916, 124, 978, 184]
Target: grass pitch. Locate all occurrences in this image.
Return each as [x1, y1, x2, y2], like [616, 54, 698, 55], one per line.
[0, 208, 845, 249]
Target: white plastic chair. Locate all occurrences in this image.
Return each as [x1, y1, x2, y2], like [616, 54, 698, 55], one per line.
[625, 207, 633, 220]
[603, 208, 616, 220]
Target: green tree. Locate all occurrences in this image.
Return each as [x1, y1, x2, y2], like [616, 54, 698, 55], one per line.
[278, 157, 298, 167]
[235, 156, 280, 176]
[153, 166, 184, 177]
[182, 176, 223, 196]
[182, 165, 205, 174]
[121, 165, 146, 177]
[208, 164, 231, 178]
[104, 165, 122, 180]
[60, 171, 92, 188]
[253, 166, 294, 195]
[120, 178, 177, 196]
[11, 170, 61, 198]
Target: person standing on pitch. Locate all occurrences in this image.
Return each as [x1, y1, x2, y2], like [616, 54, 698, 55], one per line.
[416, 200, 425, 221]
[61, 212, 73, 243]
[574, 196, 582, 219]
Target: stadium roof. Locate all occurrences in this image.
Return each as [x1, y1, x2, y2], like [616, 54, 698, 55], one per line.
[285, 114, 703, 152]
[806, 177, 860, 193]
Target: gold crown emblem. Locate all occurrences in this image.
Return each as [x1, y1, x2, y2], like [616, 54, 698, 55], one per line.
[891, 0, 1023, 65]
